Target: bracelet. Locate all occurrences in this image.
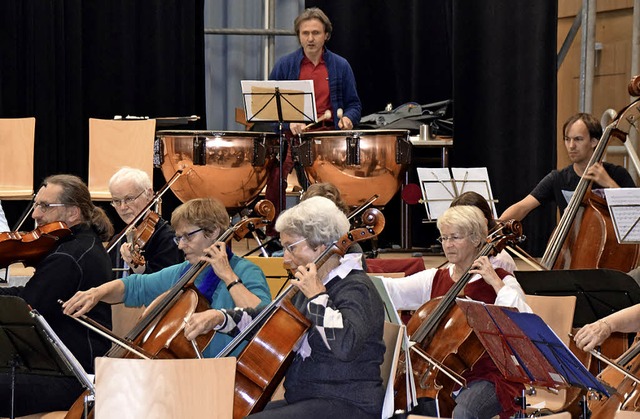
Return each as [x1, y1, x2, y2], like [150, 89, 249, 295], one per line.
[227, 278, 243, 291]
[599, 318, 613, 334]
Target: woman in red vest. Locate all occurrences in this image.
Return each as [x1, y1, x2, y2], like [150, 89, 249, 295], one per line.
[382, 205, 531, 419]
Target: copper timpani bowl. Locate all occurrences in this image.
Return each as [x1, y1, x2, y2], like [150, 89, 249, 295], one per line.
[156, 130, 278, 209]
[294, 129, 412, 206]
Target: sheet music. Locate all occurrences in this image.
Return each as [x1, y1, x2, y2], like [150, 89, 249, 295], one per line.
[416, 167, 496, 220]
[240, 80, 316, 123]
[451, 167, 497, 218]
[604, 188, 640, 243]
[416, 167, 455, 220]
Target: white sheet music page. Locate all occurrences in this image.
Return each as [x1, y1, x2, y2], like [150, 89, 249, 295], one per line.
[604, 188, 640, 243]
[451, 167, 497, 218]
[416, 167, 455, 220]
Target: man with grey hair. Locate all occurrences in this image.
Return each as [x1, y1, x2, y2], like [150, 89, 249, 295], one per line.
[108, 167, 181, 276]
[183, 196, 386, 418]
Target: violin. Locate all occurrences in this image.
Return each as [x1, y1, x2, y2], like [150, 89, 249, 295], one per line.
[0, 221, 72, 269]
[217, 207, 385, 419]
[125, 211, 160, 268]
[393, 220, 524, 416]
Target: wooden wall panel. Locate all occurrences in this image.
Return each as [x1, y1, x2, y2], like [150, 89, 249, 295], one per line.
[557, 1, 638, 183]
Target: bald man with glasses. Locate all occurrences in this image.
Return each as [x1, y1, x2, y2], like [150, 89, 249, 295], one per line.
[108, 167, 181, 276]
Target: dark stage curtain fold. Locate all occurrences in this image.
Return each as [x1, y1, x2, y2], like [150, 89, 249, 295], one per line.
[0, 1, 206, 229]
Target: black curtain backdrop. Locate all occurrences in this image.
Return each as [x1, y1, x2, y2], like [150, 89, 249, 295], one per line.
[452, 1, 557, 256]
[313, 0, 557, 255]
[0, 1, 205, 231]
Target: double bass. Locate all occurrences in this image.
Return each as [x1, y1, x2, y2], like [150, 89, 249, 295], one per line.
[393, 220, 524, 416]
[217, 207, 385, 419]
[540, 78, 640, 271]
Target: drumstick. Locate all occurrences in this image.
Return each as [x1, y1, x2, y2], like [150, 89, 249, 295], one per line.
[302, 110, 332, 131]
[337, 108, 343, 120]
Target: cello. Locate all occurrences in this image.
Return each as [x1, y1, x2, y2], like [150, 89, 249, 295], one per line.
[393, 220, 524, 416]
[63, 199, 275, 418]
[540, 78, 640, 271]
[216, 207, 385, 419]
[588, 338, 640, 417]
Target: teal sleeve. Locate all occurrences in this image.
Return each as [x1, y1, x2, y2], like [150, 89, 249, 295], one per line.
[122, 262, 189, 307]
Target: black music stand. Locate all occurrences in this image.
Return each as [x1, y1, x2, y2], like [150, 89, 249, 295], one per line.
[515, 268, 640, 327]
[240, 80, 316, 217]
[0, 296, 94, 419]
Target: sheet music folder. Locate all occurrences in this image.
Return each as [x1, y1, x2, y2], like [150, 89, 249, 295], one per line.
[503, 309, 610, 396]
[515, 269, 640, 327]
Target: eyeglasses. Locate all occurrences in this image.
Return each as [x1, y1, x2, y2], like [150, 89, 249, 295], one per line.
[33, 202, 68, 213]
[173, 228, 204, 245]
[437, 235, 468, 244]
[282, 237, 307, 254]
[110, 190, 146, 207]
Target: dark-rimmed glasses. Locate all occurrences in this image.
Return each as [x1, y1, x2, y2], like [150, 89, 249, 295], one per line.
[173, 228, 204, 245]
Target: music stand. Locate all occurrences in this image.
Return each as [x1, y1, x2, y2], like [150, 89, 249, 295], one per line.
[503, 309, 611, 418]
[604, 188, 640, 243]
[241, 80, 316, 216]
[0, 296, 94, 419]
[515, 269, 640, 327]
[416, 167, 497, 221]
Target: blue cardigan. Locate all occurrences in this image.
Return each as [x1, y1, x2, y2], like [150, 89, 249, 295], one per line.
[270, 47, 362, 127]
[121, 254, 271, 358]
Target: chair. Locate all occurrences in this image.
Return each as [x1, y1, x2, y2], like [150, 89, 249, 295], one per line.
[616, 411, 640, 418]
[0, 117, 36, 199]
[524, 294, 578, 414]
[381, 321, 404, 419]
[245, 256, 289, 298]
[88, 118, 156, 200]
[93, 357, 235, 418]
[366, 257, 426, 277]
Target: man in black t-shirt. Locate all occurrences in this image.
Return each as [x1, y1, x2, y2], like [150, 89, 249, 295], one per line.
[501, 112, 636, 221]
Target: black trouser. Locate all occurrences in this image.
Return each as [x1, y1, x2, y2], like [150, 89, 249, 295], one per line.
[248, 398, 376, 419]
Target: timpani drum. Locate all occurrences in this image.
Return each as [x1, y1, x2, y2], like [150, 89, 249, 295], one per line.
[294, 129, 412, 206]
[156, 130, 278, 209]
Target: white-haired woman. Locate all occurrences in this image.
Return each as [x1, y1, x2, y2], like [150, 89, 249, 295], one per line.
[184, 196, 386, 419]
[382, 205, 531, 419]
